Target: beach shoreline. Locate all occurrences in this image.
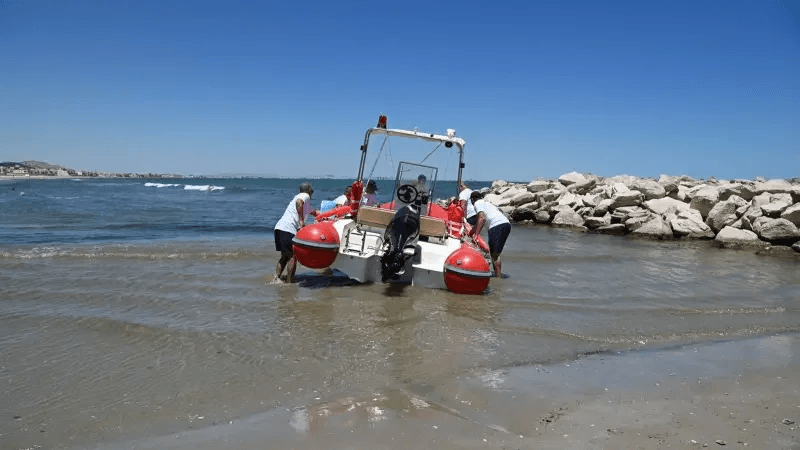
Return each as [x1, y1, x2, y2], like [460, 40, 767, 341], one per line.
[85, 334, 800, 450]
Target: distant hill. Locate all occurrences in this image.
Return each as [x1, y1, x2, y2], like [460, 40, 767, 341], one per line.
[20, 160, 67, 170]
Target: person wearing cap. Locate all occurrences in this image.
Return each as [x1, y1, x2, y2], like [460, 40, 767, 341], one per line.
[361, 180, 379, 206]
[467, 191, 511, 278]
[274, 182, 316, 283]
[458, 182, 478, 226]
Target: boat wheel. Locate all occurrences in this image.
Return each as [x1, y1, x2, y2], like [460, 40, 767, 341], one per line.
[396, 184, 420, 204]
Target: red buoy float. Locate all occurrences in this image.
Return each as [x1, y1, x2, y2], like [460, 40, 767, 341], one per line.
[292, 222, 340, 269]
[443, 244, 492, 294]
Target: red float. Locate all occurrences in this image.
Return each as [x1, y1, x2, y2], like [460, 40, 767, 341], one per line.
[443, 244, 492, 294]
[292, 222, 340, 269]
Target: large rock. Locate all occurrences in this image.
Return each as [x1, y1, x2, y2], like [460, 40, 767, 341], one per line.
[689, 186, 719, 218]
[630, 179, 666, 200]
[609, 191, 644, 210]
[557, 192, 580, 207]
[752, 217, 799, 243]
[793, 241, 800, 253]
[631, 216, 673, 239]
[718, 183, 757, 201]
[705, 199, 741, 233]
[558, 172, 586, 186]
[483, 193, 503, 206]
[536, 188, 564, 203]
[754, 179, 794, 195]
[510, 206, 536, 222]
[533, 209, 552, 223]
[740, 204, 764, 223]
[551, 210, 586, 229]
[526, 179, 550, 193]
[584, 215, 611, 229]
[780, 203, 800, 226]
[625, 213, 654, 232]
[670, 210, 715, 239]
[714, 226, 766, 248]
[509, 191, 537, 206]
[492, 180, 509, 189]
[571, 177, 597, 194]
[595, 224, 627, 235]
[644, 197, 691, 216]
[761, 201, 791, 217]
[594, 199, 613, 216]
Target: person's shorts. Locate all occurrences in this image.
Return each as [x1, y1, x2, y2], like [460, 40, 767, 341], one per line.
[274, 229, 295, 253]
[466, 215, 478, 226]
[488, 223, 511, 255]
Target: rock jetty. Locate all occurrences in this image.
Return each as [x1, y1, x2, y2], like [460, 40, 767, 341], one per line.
[478, 172, 800, 254]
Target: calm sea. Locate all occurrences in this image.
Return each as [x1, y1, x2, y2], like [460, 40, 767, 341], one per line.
[1, 177, 798, 449]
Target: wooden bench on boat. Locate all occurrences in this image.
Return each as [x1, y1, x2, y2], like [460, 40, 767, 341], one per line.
[357, 206, 447, 239]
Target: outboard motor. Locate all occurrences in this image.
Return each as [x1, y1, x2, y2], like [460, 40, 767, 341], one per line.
[380, 203, 421, 282]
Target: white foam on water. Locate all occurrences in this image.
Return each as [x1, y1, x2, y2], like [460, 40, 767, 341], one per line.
[184, 184, 225, 191]
[144, 182, 181, 188]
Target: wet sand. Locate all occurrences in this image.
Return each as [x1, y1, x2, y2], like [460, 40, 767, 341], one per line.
[80, 334, 799, 450]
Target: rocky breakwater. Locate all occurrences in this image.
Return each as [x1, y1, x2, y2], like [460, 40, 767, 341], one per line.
[485, 172, 800, 256]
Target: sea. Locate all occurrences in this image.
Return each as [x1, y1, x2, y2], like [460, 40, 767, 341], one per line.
[1, 177, 798, 449]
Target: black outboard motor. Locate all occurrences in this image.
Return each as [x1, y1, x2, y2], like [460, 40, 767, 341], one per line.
[380, 204, 420, 282]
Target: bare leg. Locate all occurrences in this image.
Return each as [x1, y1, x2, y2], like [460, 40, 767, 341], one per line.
[287, 255, 298, 283]
[491, 252, 502, 278]
[276, 251, 292, 281]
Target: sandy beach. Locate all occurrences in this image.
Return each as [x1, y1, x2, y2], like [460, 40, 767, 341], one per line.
[86, 334, 800, 450]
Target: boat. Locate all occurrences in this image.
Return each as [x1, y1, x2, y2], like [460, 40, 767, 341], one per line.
[292, 115, 493, 295]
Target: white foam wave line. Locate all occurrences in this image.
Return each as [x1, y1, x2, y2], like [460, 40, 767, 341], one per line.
[184, 185, 225, 191]
[144, 182, 181, 188]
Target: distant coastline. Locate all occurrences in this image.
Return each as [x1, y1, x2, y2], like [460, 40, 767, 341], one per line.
[0, 160, 184, 180]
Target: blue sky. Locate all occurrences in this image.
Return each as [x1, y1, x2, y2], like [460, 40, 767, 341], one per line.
[1, 0, 798, 181]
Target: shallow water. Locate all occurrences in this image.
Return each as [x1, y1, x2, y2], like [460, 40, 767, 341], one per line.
[1, 223, 798, 448]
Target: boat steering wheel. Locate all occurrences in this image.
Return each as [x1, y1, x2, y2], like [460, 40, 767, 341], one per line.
[396, 184, 420, 204]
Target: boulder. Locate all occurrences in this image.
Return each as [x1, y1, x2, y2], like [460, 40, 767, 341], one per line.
[510, 206, 536, 222]
[741, 204, 763, 223]
[536, 188, 563, 203]
[644, 197, 691, 216]
[612, 183, 631, 195]
[625, 213, 655, 232]
[526, 179, 550, 193]
[584, 215, 611, 229]
[714, 226, 766, 248]
[595, 224, 627, 235]
[631, 216, 673, 239]
[558, 172, 586, 186]
[751, 192, 773, 207]
[780, 203, 800, 226]
[483, 193, 503, 206]
[754, 179, 794, 195]
[670, 211, 715, 239]
[499, 206, 514, 216]
[689, 186, 719, 218]
[581, 194, 598, 208]
[609, 191, 644, 210]
[718, 183, 757, 201]
[558, 192, 580, 207]
[509, 191, 537, 206]
[594, 199, 613, 216]
[533, 209, 552, 223]
[551, 210, 586, 229]
[761, 201, 790, 217]
[492, 180, 509, 189]
[630, 179, 666, 200]
[571, 177, 597, 194]
[752, 217, 799, 243]
[793, 241, 800, 253]
[705, 199, 740, 233]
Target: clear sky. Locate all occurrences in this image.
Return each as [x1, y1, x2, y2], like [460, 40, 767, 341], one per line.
[1, 0, 798, 181]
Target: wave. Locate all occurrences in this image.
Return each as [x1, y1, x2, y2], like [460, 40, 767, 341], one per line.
[144, 182, 181, 188]
[184, 184, 225, 191]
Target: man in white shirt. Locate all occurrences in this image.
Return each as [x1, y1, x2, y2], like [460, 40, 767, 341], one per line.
[467, 191, 511, 278]
[458, 182, 478, 226]
[274, 182, 315, 283]
[334, 186, 352, 206]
